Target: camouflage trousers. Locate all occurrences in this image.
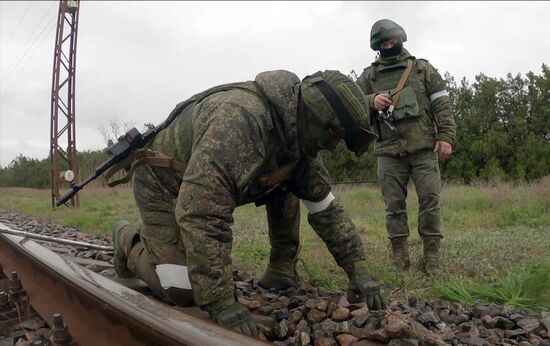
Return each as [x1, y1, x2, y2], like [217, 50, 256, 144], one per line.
[377, 149, 443, 240]
[127, 165, 194, 306]
[265, 190, 301, 263]
[126, 166, 301, 306]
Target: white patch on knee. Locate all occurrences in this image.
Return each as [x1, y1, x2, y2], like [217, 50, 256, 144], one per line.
[155, 264, 192, 290]
[302, 192, 335, 214]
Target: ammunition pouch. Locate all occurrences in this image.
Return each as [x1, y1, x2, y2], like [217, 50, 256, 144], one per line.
[388, 86, 421, 121]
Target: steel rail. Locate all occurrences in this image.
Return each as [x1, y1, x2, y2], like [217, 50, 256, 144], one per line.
[0, 221, 268, 346]
[0, 225, 113, 251]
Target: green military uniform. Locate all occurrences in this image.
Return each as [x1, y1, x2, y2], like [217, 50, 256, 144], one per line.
[113, 70, 385, 335]
[356, 19, 456, 274]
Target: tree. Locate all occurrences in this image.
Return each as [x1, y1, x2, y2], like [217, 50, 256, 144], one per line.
[1, 67, 549, 188]
[97, 117, 136, 147]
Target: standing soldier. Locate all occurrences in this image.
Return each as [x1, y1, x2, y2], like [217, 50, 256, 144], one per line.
[356, 19, 456, 276]
[112, 70, 385, 336]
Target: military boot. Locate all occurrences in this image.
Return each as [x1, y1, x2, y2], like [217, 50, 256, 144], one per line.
[421, 237, 443, 276]
[258, 248, 303, 290]
[390, 237, 410, 270]
[112, 220, 139, 278]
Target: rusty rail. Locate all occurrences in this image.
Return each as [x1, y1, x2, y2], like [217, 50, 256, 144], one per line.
[0, 221, 268, 346]
[0, 226, 113, 251]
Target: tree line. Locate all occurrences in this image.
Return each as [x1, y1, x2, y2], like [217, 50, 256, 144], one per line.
[1, 65, 549, 189]
[324, 65, 550, 184]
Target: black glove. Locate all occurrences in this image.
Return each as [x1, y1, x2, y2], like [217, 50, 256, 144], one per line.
[211, 303, 259, 336]
[347, 262, 387, 310]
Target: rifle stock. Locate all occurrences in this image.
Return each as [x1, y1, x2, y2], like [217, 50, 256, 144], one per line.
[55, 91, 234, 206]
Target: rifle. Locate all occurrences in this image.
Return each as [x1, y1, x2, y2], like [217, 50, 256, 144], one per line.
[372, 87, 403, 141]
[56, 81, 277, 207]
[56, 125, 161, 207]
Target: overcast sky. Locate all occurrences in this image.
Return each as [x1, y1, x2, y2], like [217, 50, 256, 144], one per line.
[0, 1, 549, 168]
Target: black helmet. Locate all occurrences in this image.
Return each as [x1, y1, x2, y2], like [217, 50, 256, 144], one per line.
[370, 19, 407, 51]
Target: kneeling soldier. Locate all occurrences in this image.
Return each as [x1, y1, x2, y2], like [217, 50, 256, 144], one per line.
[113, 70, 385, 336]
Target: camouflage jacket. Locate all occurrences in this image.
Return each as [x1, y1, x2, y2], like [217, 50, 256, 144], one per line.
[148, 71, 366, 311]
[356, 49, 456, 157]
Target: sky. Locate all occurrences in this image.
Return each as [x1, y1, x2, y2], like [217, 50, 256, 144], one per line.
[0, 1, 549, 168]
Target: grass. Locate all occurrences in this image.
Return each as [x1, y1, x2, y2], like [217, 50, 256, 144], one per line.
[0, 187, 140, 235]
[435, 260, 550, 310]
[1, 177, 549, 308]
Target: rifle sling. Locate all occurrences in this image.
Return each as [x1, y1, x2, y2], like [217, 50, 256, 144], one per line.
[387, 58, 414, 115]
[103, 149, 187, 187]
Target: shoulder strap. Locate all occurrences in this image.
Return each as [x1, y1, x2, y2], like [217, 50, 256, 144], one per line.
[103, 149, 187, 187]
[391, 58, 414, 107]
[163, 81, 264, 127]
[104, 82, 274, 187]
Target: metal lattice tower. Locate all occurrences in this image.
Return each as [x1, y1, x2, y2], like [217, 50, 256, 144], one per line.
[50, 0, 80, 208]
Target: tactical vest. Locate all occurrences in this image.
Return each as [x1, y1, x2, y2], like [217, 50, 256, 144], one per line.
[363, 57, 438, 156]
[366, 57, 432, 122]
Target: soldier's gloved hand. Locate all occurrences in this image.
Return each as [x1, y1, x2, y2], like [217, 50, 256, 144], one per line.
[211, 303, 259, 336]
[347, 262, 387, 311]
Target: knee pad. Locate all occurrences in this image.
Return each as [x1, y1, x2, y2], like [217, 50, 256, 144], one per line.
[155, 263, 194, 306]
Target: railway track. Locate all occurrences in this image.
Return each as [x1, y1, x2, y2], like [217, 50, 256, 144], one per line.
[1, 209, 549, 346]
[0, 218, 267, 346]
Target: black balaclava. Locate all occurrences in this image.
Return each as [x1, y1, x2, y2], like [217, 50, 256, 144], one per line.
[379, 40, 403, 58]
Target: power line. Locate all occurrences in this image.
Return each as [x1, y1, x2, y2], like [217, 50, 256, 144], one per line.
[1, 1, 34, 56]
[0, 4, 57, 99]
[0, 19, 57, 102]
[2, 15, 56, 85]
[18, 22, 57, 77]
[2, 2, 55, 77]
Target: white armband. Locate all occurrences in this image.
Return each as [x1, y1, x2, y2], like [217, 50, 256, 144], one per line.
[302, 192, 335, 214]
[155, 263, 192, 290]
[429, 89, 449, 102]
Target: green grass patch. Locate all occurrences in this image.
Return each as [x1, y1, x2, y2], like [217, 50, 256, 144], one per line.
[434, 280, 477, 305]
[1, 180, 549, 306]
[0, 187, 140, 236]
[435, 260, 550, 310]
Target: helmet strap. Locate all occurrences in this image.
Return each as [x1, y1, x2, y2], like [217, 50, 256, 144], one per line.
[313, 80, 360, 153]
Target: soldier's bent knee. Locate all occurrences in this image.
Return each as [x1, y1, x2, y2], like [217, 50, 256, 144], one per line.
[155, 263, 194, 306]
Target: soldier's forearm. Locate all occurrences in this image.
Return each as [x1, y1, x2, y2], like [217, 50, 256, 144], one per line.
[306, 200, 367, 270]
